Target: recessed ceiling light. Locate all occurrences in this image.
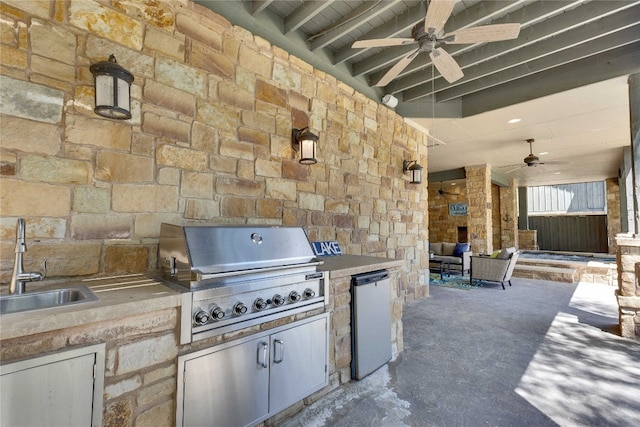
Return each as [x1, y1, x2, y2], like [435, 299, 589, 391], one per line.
[554, 172, 561, 175]
[539, 151, 548, 155]
[507, 118, 521, 124]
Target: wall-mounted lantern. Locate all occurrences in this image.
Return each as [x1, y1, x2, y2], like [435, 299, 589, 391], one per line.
[90, 54, 134, 120]
[403, 160, 423, 184]
[292, 127, 318, 165]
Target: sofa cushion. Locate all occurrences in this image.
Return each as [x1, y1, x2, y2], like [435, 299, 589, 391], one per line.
[430, 242, 443, 256]
[453, 242, 470, 257]
[432, 255, 462, 265]
[442, 242, 456, 256]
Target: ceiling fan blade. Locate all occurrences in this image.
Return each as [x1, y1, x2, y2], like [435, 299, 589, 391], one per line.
[540, 160, 571, 165]
[430, 48, 463, 83]
[444, 23, 521, 44]
[504, 165, 525, 174]
[424, 0, 456, 35]
[352, 38, 416, 48]
[376, 48, 420, 87]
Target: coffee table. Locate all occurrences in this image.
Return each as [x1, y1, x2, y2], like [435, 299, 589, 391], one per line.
[429, 259, 451, 280]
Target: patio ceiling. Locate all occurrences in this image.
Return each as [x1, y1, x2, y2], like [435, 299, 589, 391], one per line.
[196, 0, 640, 186]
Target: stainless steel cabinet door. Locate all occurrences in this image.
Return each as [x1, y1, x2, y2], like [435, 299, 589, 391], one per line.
[0, 352, 97, 426]
[182, 336, 270, 427]
[269, 317, 328, 413]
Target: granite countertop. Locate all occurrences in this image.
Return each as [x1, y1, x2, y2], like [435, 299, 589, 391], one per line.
[317, 255, 404, 279]
[0, 274, 181, 341]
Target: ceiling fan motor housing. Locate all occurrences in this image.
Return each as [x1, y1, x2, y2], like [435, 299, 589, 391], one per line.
[524, 154, 540, 166]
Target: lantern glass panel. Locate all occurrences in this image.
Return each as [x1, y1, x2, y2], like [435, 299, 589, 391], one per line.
[117, 78, 130, 111]
[300, 139, 316, 161]
[95, 75, 114, 107]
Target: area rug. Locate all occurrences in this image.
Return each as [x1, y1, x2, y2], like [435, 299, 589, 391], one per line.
[429, 273, 477, 290]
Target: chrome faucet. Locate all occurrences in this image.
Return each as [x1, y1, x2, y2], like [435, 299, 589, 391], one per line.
[9, 218, 45, 295]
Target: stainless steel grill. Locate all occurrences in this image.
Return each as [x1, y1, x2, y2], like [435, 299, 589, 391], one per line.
[158, 224, 326, 344]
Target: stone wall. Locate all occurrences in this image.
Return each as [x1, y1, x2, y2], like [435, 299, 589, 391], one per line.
[518, 229, 539, 250]
[491, 184, 501, 249]
[0, 307, 179, 426]
[606, 178, 622, 254]
[427, 183, 467, 243]
[499, 179, 519, 249]
[616, 234, 640, 339]
[465, 165, 492, 254]
[0, 0, 429, 300]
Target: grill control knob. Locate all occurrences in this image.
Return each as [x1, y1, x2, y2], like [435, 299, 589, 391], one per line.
[254, 298, 268, 311]
[289, 291, 301, 303]
[210, 306, 225, 320]
[272, 294, 285, 306]
[193, 309, 210, 325]
[304, 288, 316, 299]
[233, 302, 248, 316]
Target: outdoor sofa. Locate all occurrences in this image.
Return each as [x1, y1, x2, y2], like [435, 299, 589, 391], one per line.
[429, 241, 472, 275]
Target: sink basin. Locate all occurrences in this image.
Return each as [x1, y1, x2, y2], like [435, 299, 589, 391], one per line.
[0, 286, 99, 315]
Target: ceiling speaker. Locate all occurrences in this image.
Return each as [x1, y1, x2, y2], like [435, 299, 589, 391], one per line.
[382, 94, 398, 108]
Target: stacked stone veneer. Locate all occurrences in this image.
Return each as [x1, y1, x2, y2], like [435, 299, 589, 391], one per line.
[518, 230, 538, 250]
[499, 179, 519, 249]
[427, 183, 467, 243]
[465, 165, 493, 254]
[0, 0, 429, 300]
[0, 307, 180, 426]
[616, 234, 640, 339]
[606, 178, 622, 254]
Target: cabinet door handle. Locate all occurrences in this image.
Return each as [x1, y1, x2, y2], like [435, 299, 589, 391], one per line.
[273, 339, 284, 364]
[257, 341, 269, 368]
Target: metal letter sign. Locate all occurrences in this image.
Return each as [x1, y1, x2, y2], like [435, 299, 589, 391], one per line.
[311, 241, 343, 256]
[449, 203, 467, 216]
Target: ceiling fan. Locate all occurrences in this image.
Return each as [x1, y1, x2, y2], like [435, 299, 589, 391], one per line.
[505, 139, 569, 173]
[352, 0, 521, 86]
[437, 181, 455, 196]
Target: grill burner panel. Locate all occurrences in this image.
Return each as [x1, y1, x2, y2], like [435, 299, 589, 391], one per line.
[158, 224, 326, 344]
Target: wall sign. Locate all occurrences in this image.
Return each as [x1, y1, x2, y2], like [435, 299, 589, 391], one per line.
[449, 203, 467, 216]
[311, 241, 342, 256]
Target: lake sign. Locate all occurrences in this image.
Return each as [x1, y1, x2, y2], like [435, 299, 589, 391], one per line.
[311, 241, 342, 256]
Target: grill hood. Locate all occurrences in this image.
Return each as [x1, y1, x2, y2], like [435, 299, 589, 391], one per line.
[159, 224, 320, 289]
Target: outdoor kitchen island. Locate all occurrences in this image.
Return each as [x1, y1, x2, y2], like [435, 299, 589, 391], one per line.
[0, 255, 404, 427]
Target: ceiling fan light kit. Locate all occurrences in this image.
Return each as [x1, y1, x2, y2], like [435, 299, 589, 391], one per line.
[352, 0, 521, 86]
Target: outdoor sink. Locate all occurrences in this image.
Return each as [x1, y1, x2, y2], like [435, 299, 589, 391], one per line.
[0, 286, 98, 315]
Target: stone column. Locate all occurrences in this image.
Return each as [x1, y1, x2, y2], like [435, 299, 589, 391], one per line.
[499, 178, 519, 249]
[606, 178, 622, 254]
[465, 164, 492, 254]
[629, 73, 640, 236]
[616, 235, 640, 339]
[616, 72, 640, 340]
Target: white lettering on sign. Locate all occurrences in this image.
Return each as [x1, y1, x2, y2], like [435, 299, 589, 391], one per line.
[311, 241, 342, 256]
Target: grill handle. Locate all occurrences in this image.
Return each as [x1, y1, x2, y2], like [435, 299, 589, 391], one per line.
[273, 339, 284, 364]
[257, 341, 269, 368]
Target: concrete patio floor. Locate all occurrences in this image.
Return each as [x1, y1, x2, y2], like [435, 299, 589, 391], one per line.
[282, 278, 640, 427]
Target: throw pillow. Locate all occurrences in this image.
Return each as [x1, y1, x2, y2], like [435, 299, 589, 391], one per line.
[497, 249, 511, 260]
[490, 250, 501, 258]
[430, 242, 443, 256]
[453, 242, 470, 257]
[442, 242, 456, 256]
